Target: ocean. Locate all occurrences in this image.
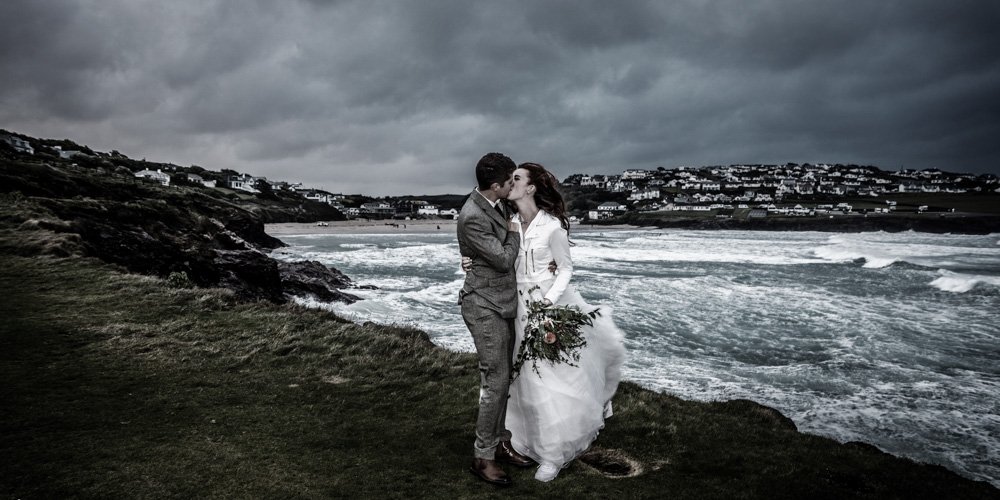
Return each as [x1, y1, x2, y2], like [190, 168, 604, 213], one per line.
[270, 227, 1000, 486]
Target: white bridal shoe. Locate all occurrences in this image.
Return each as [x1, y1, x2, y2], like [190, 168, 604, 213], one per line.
[534, 462, 560, 482]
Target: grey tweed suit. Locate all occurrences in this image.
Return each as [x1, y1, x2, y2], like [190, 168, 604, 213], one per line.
[457, 190, 520, 460]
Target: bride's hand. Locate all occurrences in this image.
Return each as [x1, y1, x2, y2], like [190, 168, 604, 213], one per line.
[461, 256, 473, 272]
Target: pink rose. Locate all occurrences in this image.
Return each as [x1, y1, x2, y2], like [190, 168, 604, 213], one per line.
[543, 331, 557, 344]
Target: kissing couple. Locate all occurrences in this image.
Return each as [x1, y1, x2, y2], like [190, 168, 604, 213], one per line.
[457, 152, 626, 486]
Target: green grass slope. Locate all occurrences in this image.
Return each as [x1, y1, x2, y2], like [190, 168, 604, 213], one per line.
[2, 249, 997, 498]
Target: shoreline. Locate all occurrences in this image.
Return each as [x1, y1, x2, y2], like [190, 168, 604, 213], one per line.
[264, 219, 645, 236]
[265, 219, 456, 235]
[265, 212, 1000, 237]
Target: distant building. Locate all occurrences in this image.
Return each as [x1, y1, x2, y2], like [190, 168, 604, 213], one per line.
[360, 202, 394, 219]
[597, 201, 627, 212]
[628, 188, 661, 201]
[594, 201, 628, 219]
[621, 169, 651, 180]
[186, 174, 216, 188]
[303, 190, 337, 204]
[590, 201, 633, 220]
[580, 175, 607, 189]
[1, 134, 33, 154]
[417, 205, 440, 216]
[51, 146, 86, 159]
[135, 169, 171, 186]
[224, 174, 259, 193]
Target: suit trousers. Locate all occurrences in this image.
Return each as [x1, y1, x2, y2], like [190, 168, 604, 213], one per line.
[462, 300, 515, 460]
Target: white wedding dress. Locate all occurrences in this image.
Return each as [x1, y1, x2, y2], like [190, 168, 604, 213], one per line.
[505, 211, 626, 480]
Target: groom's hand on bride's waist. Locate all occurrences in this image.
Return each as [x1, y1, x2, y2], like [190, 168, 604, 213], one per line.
[461, 257, 555, 274]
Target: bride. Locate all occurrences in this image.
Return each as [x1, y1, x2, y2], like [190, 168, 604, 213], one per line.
[468, 162, 626, 482]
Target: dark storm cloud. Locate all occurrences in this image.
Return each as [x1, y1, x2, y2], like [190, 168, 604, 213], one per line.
[2, 0, 998, 195]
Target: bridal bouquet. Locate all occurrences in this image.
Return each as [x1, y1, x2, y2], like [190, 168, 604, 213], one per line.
[512, 286, 601, 379]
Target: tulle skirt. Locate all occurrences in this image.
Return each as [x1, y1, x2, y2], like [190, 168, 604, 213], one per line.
[506, 280, 626, 467]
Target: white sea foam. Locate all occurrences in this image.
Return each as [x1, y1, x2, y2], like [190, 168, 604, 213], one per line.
[318, 243, 459, 271]
[272, 229, 1000, 487]
[407, 278, 465, 306]
[813, 232, 1000, 270]
[812, 245, 898, 267]
[573, 231, 822, 266]
[929, 270, 1000, 293]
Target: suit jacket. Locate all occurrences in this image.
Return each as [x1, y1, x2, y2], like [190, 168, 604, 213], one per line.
[457, 190, 520, 319]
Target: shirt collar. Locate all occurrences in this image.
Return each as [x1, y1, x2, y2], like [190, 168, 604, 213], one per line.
[475, 188, 499, 208]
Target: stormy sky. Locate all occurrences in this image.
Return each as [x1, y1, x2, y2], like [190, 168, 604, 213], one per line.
[2, 1, 999, 195]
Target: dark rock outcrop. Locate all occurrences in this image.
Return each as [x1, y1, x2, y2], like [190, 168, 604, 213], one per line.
[278, 260, 361, 304]
[214, 249, 285, 303]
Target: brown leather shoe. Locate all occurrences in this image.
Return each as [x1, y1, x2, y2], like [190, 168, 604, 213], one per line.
[496, 440, 536, 468]
[469, 458, 512, 487]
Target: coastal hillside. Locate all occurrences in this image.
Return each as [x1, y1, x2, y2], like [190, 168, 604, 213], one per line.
[0, 139, 358, 304]
[2, 135, 998, 497]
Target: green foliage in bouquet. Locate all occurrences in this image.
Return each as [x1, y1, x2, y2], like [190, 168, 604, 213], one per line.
[512, 285, 601, 379]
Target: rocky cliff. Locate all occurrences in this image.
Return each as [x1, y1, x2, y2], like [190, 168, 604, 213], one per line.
[0, 152, 359, 304]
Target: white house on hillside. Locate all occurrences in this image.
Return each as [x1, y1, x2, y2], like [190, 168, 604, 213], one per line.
[224, 174, 259, 193]
[51, 146, 86, 159]
[580, 175, 607, 188]
[628, 188, 661, 201]
[303, 190, 336, 204]
[597, 201, 627, 212]
[1, 134, 33, 154]
[135, 169, 171, 186]
[186, 174, 216, 188]
[589, 201, 627, 220]
[621, 169, 651, 180]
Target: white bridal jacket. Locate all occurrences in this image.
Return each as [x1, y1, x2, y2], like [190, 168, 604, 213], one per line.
[506, 209, 626, 470]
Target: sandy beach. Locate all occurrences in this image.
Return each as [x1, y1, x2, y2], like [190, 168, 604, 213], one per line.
[265, 219, 458, 235]
[264, 219, 643, 236]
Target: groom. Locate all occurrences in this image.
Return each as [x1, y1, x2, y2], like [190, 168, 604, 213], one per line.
[457, 152, 535, 486]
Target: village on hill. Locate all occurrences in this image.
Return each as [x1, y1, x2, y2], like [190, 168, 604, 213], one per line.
[3, 130, 998, 222]
[562, 164, 998, 221]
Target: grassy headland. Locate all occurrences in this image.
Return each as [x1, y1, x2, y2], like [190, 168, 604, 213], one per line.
[1, 135, 998, 497]
[2, 246, 998, 498]
[7, 255, 1000, 498]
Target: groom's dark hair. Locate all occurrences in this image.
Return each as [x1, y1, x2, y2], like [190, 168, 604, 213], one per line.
[475, 152, 516, 190]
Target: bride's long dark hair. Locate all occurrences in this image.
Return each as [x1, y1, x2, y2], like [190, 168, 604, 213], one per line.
[518, 162, 571, 234]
